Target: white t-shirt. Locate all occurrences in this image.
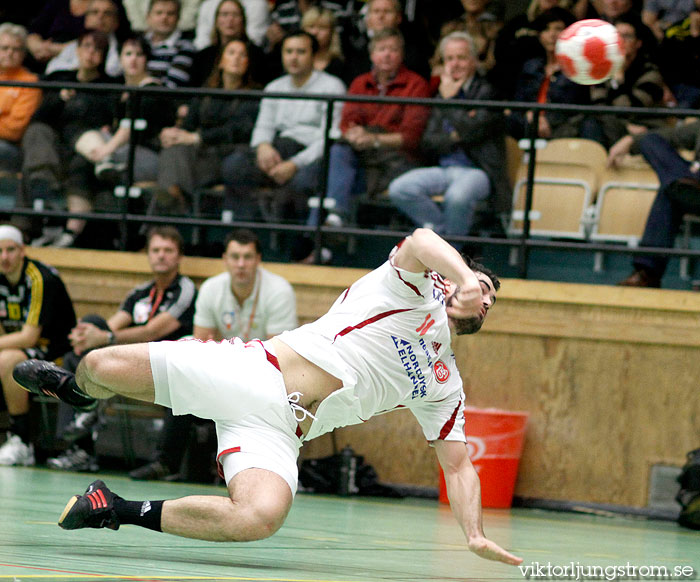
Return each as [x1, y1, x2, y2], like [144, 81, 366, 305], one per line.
[194, 267, 297, 340]
[279, 245, 467, 443]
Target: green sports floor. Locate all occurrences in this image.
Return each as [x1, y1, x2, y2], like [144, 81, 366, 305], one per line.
[1, 467, 698, 582]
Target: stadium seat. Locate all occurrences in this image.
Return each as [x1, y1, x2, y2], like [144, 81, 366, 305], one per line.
[508, 138, 607, 239]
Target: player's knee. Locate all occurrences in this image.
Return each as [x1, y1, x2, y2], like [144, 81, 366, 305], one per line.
[0, 349, 26, 375]
[234, 500, 288, 541]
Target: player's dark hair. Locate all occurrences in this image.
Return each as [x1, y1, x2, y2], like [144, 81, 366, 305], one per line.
[146, 226, 184, 254]
[281, 29, 319, 55]
[463, 255, 500, 291]
[224, 229, 261, 254]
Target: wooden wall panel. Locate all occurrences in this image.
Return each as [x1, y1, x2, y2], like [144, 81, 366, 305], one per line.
[27, 248, 700, 508]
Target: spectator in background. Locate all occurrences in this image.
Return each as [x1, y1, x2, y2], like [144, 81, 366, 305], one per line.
[195, 0, 270, 48]
[25, 0, 93, 71]
[590, 0, 658, 53]
[129, 229, 297, 481]
[156, 39, 260, 215]
[435, 0, 504, 77]
[388, 32, 509, 238]
[587, 15, 666, 148]
[45, 0, 122, 78]
[144, 0, 196, 87]
[343, 0, 431, 81]
[320, 28, 431, 228]
[222, 30, 345, 223]
[507, 9, 592, 141]
[45, 226, 197, 471]
[190, 0, 268, 87]
[123, 0, 203, 38]
[302, 6, 350, 84]
[492, 0, 577, 95]
[267, 0, 353, 51]
[73, 35, 176, 203]
[0, 24, 42, 175]
[658, 7, 700, 109]
[20, 30, 113, 248]
[0, 224, 76, 467]
[608, 120, 700, 288]
[642, 0, 696, 42]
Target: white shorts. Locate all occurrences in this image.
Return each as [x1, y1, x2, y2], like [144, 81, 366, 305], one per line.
[149, 338, 302, 495]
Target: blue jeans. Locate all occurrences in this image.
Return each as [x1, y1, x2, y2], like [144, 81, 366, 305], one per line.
[0, 139, 21, 172]
[325, 143, 361, 216]
[388, 166, 490, 236]
[634, 133, 698, 277]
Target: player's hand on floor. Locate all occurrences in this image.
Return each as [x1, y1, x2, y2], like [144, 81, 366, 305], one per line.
[468, 535, 523, 565]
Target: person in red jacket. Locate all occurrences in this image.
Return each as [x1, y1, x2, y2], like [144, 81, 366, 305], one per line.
[316, 28, 431, 228]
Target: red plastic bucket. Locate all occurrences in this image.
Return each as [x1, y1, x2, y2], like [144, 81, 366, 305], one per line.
[439, 406, 529, 508]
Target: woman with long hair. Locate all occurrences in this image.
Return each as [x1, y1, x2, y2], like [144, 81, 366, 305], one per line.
[301, 6, 349, 83]
[156, 38, 261, 215]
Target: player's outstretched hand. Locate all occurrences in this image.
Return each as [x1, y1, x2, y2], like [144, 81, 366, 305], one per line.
[468, 535, 523, 566]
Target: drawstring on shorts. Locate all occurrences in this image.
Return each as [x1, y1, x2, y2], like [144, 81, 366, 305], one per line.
[287, 392, 317, 423]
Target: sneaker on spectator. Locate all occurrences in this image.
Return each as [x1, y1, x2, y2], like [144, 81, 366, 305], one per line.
[128, 460, 172, 481]
[324, 212, 344, 228]
[63, 410, 100, 442]
[52, 230, 77, 248]
[0, 433, 35, 466]
[47, 446, 99, 472]
[94, 159, 126, 183]
[30, 226, 64, 247]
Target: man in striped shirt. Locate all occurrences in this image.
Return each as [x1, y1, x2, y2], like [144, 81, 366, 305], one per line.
[144, 0, 195, 87]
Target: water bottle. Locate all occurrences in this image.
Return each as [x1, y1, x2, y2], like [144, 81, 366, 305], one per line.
[338, 446, 356, 496]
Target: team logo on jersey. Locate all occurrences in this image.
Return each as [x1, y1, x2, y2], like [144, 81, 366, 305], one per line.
[433, 360, 450, 383]
[431, 341, 441, 355]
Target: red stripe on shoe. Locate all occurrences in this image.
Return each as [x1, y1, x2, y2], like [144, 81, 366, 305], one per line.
[438, 401, 462, 440]
[87, 493, 98, 510]
[95, 488, 107, 508]
[333, 308, 413, 342]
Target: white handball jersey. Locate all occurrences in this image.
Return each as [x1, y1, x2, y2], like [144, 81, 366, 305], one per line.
[278, 243, 467, 443]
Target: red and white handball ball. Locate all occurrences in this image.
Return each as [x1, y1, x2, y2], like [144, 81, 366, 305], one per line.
[555, 19, 625, 85]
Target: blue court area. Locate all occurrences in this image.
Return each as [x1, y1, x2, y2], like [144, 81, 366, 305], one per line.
[1, 467, 697, 582]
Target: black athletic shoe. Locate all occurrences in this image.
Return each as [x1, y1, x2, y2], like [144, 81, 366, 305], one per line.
[59, 479, 120, 531]
[12, 360, 97, 412]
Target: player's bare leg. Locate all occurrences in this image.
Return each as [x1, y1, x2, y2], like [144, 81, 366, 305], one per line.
[76, 344, 155, 402]
[161, 468, 293, 541]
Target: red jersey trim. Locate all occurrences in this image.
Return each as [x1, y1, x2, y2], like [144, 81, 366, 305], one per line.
[246, 339, 281, 371]
[438, 401, 462, 440]
[333, 308, 413, 342]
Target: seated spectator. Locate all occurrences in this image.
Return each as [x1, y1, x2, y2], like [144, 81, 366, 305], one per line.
[74, 35, 176, 198]
[642, 0, 696, 42]
[586, 0, 658, 53]
[156, 39, 260, 215]
[144, 0, 196, 87]
[25, 0, 93, 72]
[319, 28, 431, 227]
[343, 0, 431, 81]
[45, 226, 196, 471]
[267, 0, 352, 52]
[45, 0, 122, 78]
[0, 224, 76, 467]
[658, 8, 700, 109]
[129, 228, 297, 481]
[195, 0, 270, 49]
[190, 0, 268, 87]
[20, 30, 113, 247]
[436, 0, 504, 77]
[492, 0, 577, 95]
[608, 120, 700, 288]
[123, 0, 202, 38]
[0, 24, 42, 174]
[302, 6, 350, 84]
[222, 30, 345, 223]
[507, 8, 592, 141]
[388, 32, 509, 238]
[587, 15, 666, 148]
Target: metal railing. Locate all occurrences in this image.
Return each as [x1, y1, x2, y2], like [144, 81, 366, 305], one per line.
[2, 77, 700, 279]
